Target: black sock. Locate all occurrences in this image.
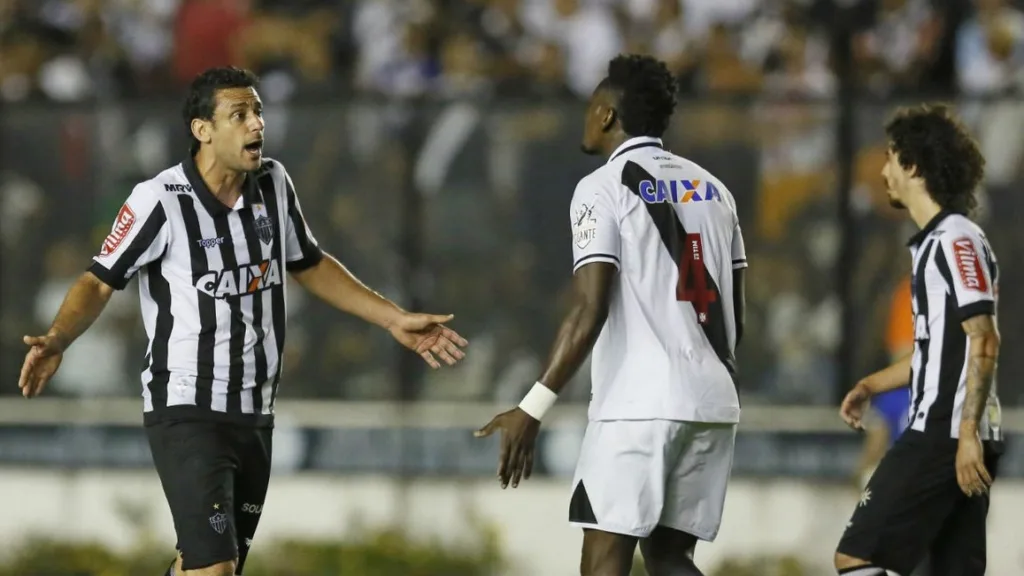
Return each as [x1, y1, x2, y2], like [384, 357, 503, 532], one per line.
[838, 566, 886, 576]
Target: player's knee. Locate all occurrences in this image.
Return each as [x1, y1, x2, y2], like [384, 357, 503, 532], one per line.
[639, 530, 700, 576]
[834, 552, 882, 574]
[580, 531, 633, 576]
[187, 559, 236, 576]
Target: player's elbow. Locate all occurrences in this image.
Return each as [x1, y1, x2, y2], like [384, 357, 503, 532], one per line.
[967, 327, 1000, 361]
[83, 271, 115, 301]
[579, 299, 609, 329]
[973, 331, 1000, 361]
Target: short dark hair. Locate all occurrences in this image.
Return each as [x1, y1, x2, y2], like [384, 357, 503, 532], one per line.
[183, 67, 260, 153]
[599, 54, 677, 138]
[885, 103, 985, 216]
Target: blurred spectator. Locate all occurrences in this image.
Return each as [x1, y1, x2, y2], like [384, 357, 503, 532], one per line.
[172, 0, 251, 85]
[521, 0, 623, 98]
[956, 0, 1024, 94]
[853, 0, 945, 95]
[702, 23, 763, 93]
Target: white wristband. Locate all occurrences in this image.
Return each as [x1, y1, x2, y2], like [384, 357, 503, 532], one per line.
[518, 382, 558, 421]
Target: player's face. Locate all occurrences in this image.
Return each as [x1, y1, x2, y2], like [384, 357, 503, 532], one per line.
[882, 147, 910, 209]
[580, 88, 614, 156]
[209, 87, 265, 172]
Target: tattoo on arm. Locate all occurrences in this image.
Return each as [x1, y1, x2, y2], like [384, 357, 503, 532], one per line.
[960, 315, 1000, 431]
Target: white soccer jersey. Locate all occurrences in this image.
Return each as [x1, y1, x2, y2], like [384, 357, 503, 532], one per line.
[570, 136, 745, 423]
[905, 211, 1001, 440]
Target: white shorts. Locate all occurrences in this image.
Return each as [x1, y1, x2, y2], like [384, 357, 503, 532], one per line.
[568, 419, 736, 542]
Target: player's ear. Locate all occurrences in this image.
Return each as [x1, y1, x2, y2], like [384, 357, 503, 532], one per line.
[190, 118, 212, 146]
[601, 106, 616, 133]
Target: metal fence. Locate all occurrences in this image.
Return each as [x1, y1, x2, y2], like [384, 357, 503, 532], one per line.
[1, 97, 1022, 407]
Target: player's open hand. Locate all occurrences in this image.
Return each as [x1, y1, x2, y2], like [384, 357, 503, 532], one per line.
[474, 408, 540, 489]
[955, 430, 992, 497]
[839, 381, 873, 430]
[388, 312, 468, 369]
[18, 334, 65, 398]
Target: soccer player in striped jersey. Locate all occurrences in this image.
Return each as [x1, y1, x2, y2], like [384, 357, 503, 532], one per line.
[17, 67, 468, 576]
[835, 104, 1002, 576]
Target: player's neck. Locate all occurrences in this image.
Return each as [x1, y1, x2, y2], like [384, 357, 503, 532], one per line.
[906, 191, 943, 230]
[194, 149, 246, 205]
[601, 132, 632, 159]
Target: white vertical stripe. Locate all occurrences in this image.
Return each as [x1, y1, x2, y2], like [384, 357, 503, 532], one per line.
[194, 204, 229, 413]
[229, 212, 256, 414]
[259, 211, 278, 415]
[950, 343, 971, 438]
[910, 242, 941, 433]
[261, 288, 277, 415]
[912, 260, 947, 429]
[166, 200, 198, 407]
[137, 268, 155, 412]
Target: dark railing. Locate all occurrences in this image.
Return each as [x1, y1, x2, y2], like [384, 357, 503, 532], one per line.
[1, 96, 1021, 407]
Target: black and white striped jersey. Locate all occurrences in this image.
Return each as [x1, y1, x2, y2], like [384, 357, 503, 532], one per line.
[88, 155, 322, 426]
[906, 211, 1001, 440]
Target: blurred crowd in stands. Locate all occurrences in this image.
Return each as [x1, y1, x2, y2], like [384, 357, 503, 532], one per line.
[2, 0, 1024, 103]
[1, 0, 1022, 407]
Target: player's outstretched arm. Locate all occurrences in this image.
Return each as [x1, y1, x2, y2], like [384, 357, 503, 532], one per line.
[840, 354, 913, 429]
[18, 271, 113, 398]
[861, 354, 914, 395]
[289, 253, 467, 368]
[475, 261, 616, 489]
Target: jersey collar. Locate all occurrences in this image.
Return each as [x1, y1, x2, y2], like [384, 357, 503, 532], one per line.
[182, 154, 264, 216]
[906, 209, 953, 246]
[607, 136, 663, 164]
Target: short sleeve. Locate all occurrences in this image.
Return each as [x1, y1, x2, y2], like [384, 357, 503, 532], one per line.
[281, 167, 323, 272]
[570, 178, 620, 274]
[731, 219, 747, 270]
[935, 230, 996, 321]
[88, 185, 170, 290]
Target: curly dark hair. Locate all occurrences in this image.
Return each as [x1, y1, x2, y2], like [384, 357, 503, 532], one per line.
[884, 103, 985, 216]
[598, 54, 677, 138]
[183, 67, 260, 153]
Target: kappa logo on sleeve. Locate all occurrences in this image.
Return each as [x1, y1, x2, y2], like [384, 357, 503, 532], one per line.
[99, 204, 137, 256]
[572, 203, 597, 249]
[952, 236, 987, 292]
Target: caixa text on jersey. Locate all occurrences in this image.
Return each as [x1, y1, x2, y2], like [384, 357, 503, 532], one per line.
[193, 258, 283, 299]
[638, 179, 723, 204]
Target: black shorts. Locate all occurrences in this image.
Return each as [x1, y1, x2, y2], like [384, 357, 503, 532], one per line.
[146, 420, 273, 573]
[836, 430, 1003, 575]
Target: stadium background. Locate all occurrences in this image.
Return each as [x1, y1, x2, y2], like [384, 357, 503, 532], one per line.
[1, 0, 1023, 574]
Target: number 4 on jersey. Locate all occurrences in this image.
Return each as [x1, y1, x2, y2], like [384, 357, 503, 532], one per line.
[676, 233, 717, 324]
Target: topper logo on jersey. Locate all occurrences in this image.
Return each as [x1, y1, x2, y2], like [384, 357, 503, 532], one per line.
[638, 179, 722, 204]
[952, 237, 987, 292]
[100, 204, 137, 256]
[195, 258, 282, 299]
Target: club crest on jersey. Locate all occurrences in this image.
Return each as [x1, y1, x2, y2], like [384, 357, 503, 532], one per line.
[638, 179, 722, 204]
[252, 203, 274, 245]
[572, 203, 598, 249]
[195, 258, 282, 299]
